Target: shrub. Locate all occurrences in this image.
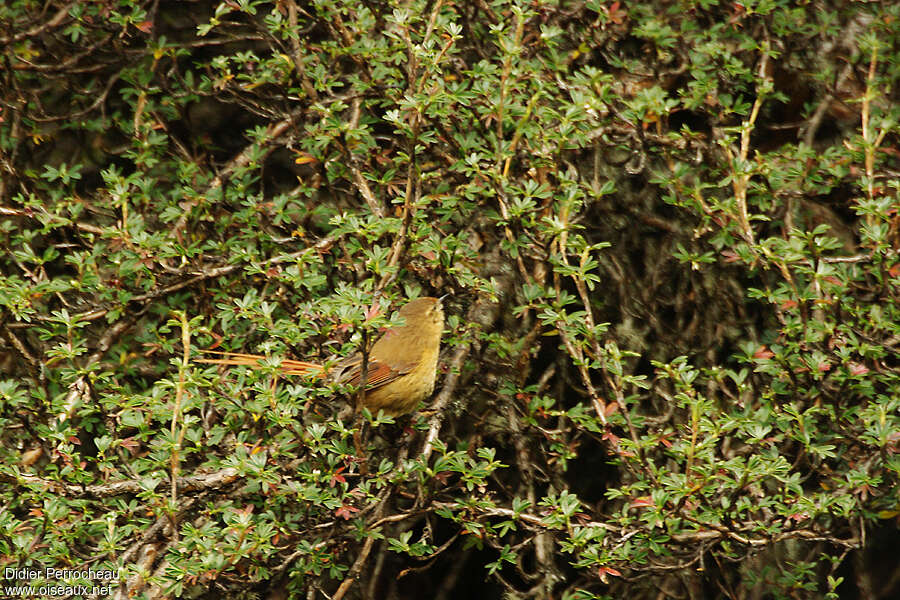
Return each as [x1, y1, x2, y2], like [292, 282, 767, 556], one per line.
[1, 1, 898, 599]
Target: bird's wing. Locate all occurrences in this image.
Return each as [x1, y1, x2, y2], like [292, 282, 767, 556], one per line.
[333, 353, 416, 389]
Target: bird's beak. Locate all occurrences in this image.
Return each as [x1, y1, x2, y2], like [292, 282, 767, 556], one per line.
[437, 294, 450, 305]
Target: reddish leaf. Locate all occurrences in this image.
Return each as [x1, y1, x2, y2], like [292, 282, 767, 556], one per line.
[605, 2, 627, 25]
[119, 437, 139, 450]
[603, 400, 619, 417]
[848, 363, 869, 376]
[753, 346, 774, 360]
[364, 303, 382, 322]
[330, 466, 347, 487]
[598, 565, 622, 583]
[721, 249, 740, 263]
[433, 471, 452, 485]
[335, 504, 359, 520]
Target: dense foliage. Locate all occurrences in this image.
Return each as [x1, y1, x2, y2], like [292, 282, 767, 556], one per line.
[1, 1, 899, 598]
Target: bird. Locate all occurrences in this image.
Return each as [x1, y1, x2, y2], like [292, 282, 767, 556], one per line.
[197, 296, 445, 416]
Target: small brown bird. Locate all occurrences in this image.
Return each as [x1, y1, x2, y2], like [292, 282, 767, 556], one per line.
[198, 297, 445, 415]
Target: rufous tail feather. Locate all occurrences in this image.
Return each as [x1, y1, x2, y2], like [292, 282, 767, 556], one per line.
[196, 350, 325, 377]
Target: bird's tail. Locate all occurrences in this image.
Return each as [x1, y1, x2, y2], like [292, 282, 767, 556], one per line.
[196, 350, 325, 377]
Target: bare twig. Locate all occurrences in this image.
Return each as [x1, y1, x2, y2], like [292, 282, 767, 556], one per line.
[170, 313, 192, 508]
[332, 536, 376, 600]
[421, 344, 471, 462]
[4, 467, 240, 498]
[331, 488, 393, 600]
[284, 0, 319, 101]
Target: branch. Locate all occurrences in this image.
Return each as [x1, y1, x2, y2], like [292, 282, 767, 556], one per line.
[5, 467, 240, 498]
